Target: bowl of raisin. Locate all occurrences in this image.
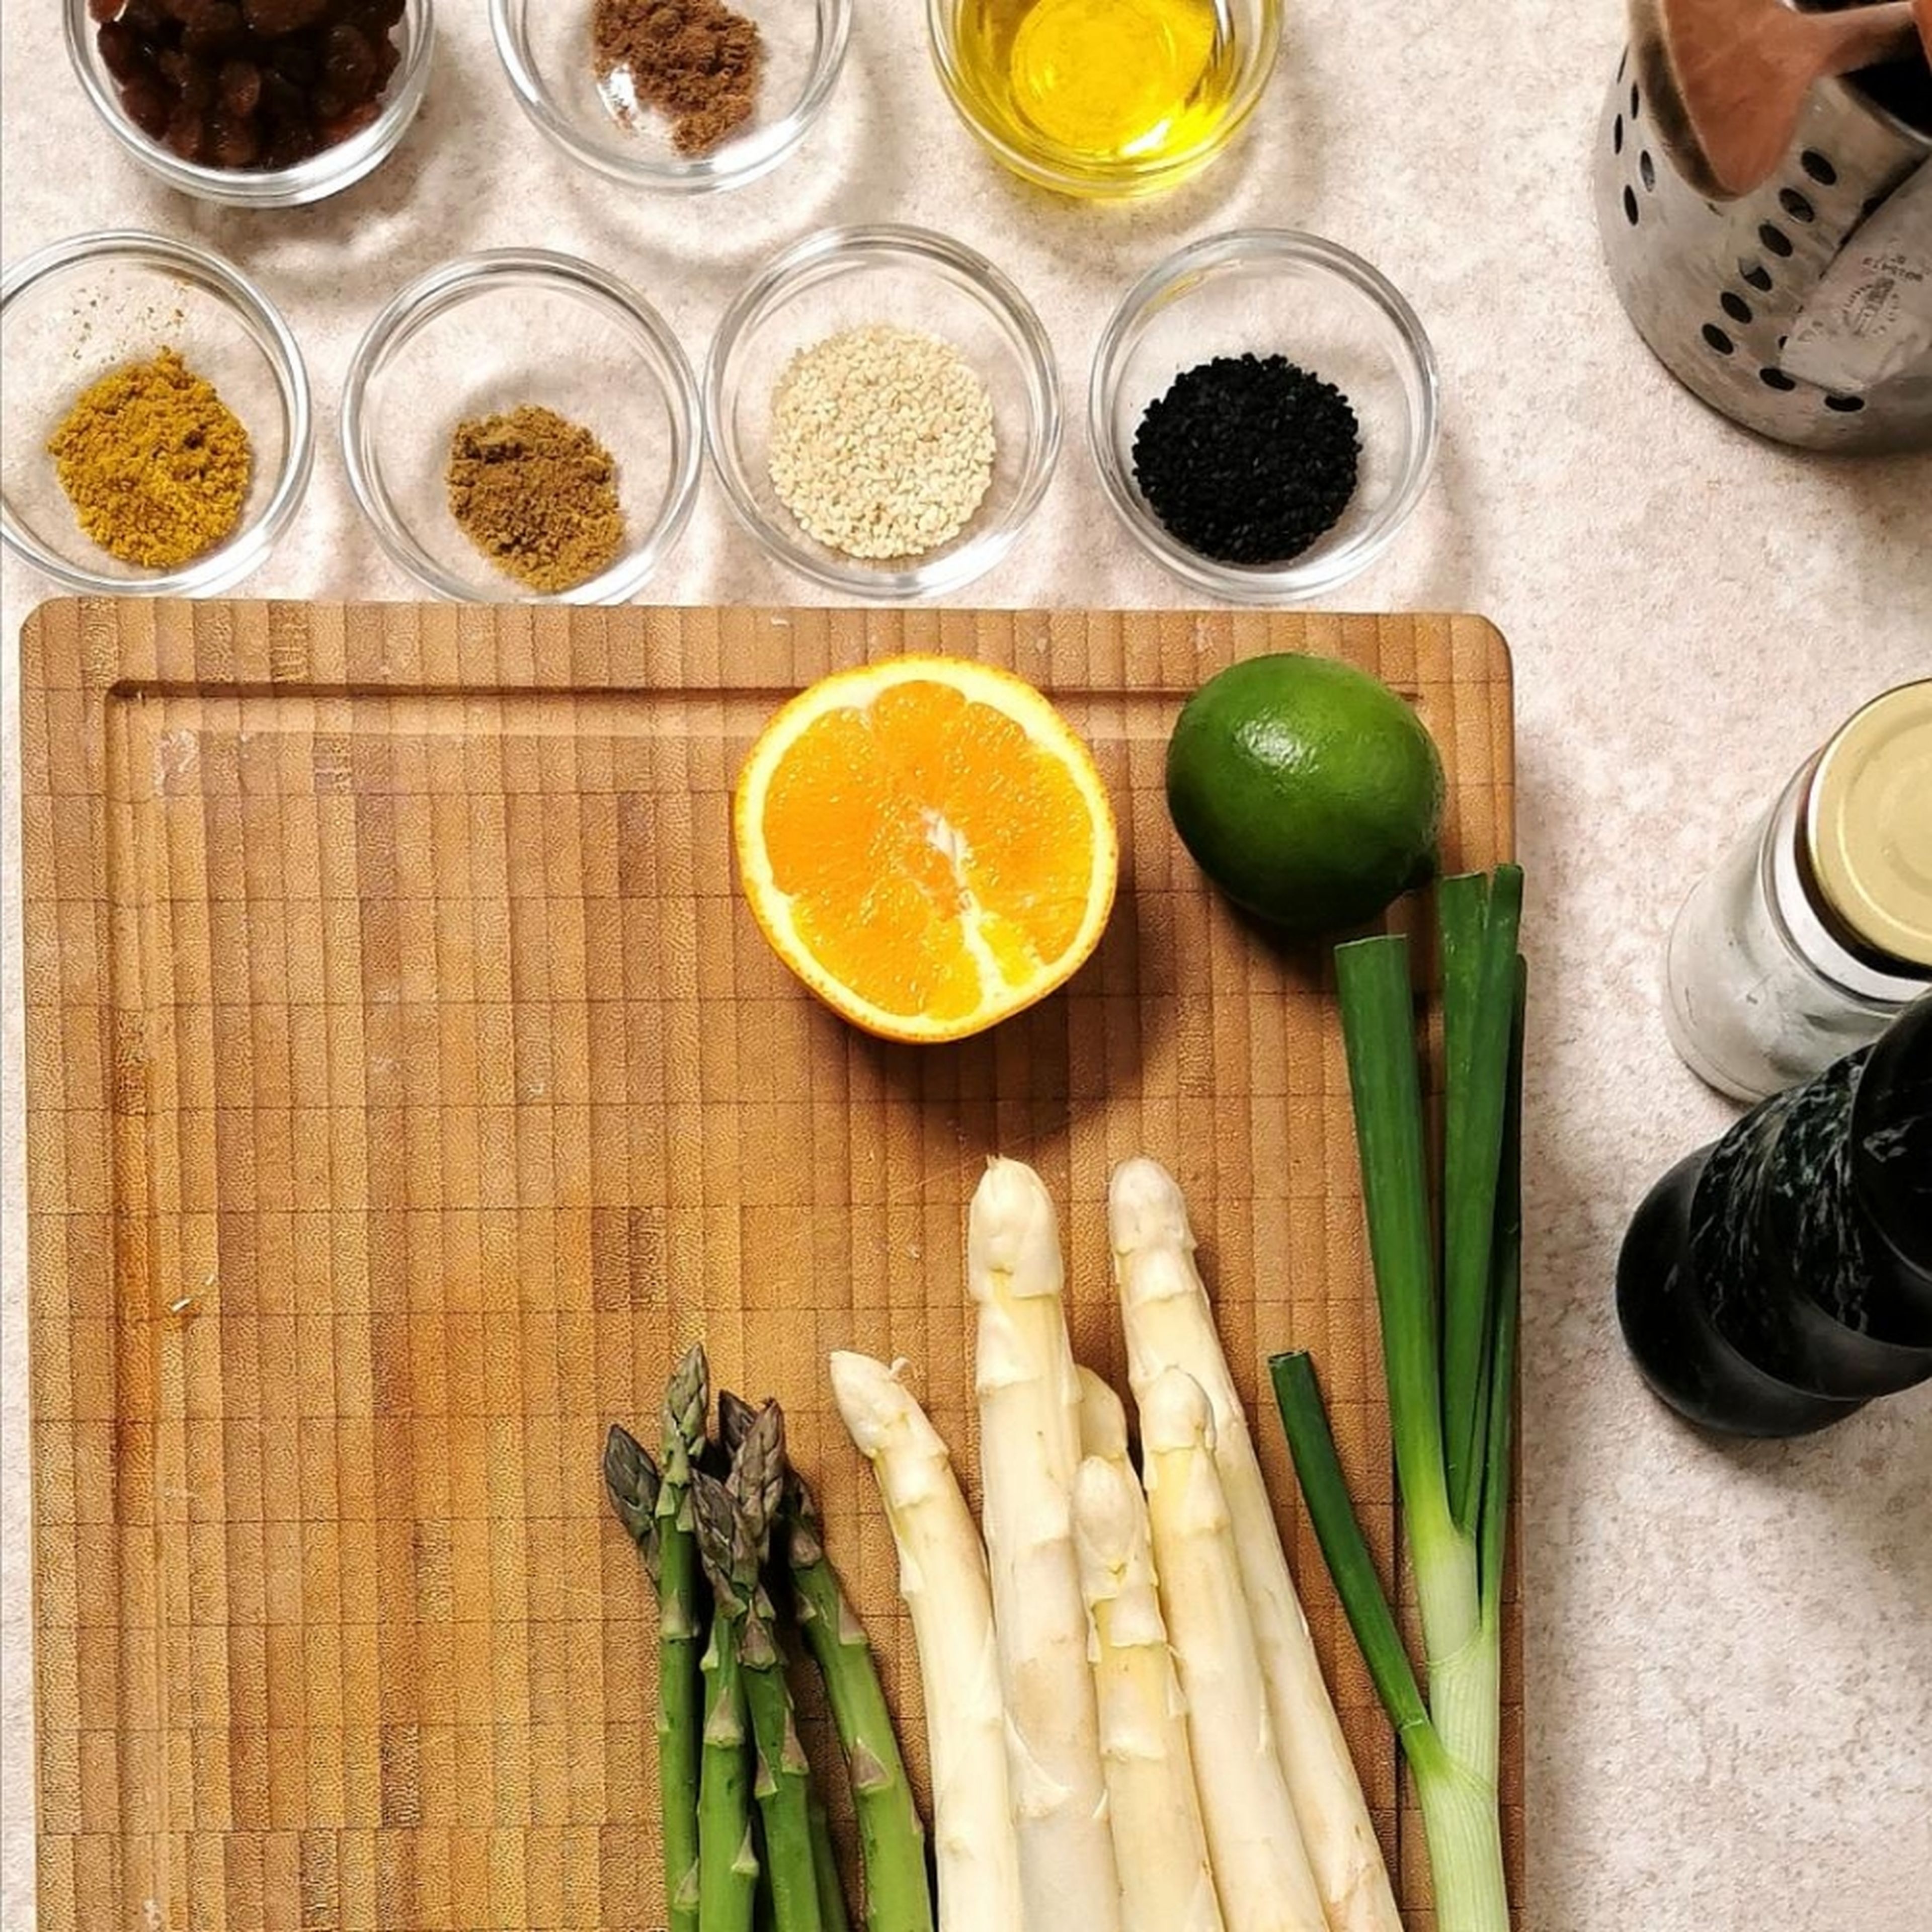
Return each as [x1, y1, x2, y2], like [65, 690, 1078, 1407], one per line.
[67, 0, 434, 207]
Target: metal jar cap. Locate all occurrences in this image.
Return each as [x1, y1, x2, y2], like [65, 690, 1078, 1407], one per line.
[1806, 681, 1932, 971]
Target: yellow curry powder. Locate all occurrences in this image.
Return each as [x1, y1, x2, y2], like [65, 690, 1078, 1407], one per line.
[48, 347, 252, 570]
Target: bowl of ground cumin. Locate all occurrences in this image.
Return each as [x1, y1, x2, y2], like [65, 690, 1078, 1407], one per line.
[2, 230, 313, 595]
[341, 249, 703, 602]
[491, 0, 848, 192]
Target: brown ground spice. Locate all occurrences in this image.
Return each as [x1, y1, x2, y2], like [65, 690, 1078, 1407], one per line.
[48, 347, 251, 570]
[592, 0, 764, 156]
[446, 405, 626, 595]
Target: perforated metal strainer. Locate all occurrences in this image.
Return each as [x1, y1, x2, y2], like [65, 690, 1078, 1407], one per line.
[1595, 43, 1932, 451]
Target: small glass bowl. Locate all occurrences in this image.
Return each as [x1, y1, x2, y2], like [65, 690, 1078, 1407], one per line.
[1, 230, 312, 597]
[341, 250, 703, 604]
[66, 0, 434, 209]
[492, 0, 849, 193]
[926, 0, 1279, 200]
[1090, 230, 1439, 604]
[706, 225, 1061, 600]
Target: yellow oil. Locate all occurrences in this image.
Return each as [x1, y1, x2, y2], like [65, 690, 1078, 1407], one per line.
[952, 0, 1244, 185]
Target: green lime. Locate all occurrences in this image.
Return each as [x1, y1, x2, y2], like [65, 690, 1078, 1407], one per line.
[1165, 655, 1445, 932]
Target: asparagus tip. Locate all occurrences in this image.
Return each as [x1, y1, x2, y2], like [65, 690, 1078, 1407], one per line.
[730, 1401, 788, 1558]
[718, 1389, 761, 1460]
[603, 1424, 663, 1572]
[663, 1345, 711, 1481]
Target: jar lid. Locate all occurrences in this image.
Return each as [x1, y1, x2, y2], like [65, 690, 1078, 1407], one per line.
[1807, 681, 1932, 971]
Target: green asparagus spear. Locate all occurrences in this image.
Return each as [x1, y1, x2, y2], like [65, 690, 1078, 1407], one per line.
[809, 1790, 855, 1932]
[718, 1388, 760, 1463]
[756, 1824, 779, 1932]
[699, 1568, 762, 1932]
[605, 1423, 701, 1932]
[659, 1346, 711, 1932]
[785, 1474, 935, 1932]
[696, 1414, 823, 1932]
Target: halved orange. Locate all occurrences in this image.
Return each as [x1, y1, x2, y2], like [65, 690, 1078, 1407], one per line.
[734, 657, 1119, 1042]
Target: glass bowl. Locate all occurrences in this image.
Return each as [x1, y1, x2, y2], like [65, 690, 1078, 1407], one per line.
[926, 0, 1279, 199]
[340, 250, 703, 604]
[1090, 230, 1439, 604]
[705, 225, 1061, 600]
[1, 230, 312, 597]
[491, 0, 849, 193]
[66, 0, 434, 209]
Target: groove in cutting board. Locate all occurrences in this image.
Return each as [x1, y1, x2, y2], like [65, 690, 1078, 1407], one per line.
[22, 601, 1517, 1931]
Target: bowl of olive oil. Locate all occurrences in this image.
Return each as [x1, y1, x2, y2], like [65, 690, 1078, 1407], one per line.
[928, 0, 1279, 198]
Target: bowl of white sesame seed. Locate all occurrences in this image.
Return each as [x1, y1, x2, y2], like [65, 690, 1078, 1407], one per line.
[704, 224, 1062, 600]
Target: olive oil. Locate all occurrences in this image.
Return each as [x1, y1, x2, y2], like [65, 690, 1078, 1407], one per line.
[952, 0, 1245, 185]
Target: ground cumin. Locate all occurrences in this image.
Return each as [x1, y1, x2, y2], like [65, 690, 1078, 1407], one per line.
[446, 404, 626, 595]
[48, 347, 251, 570]
[592, 0, 764, 156]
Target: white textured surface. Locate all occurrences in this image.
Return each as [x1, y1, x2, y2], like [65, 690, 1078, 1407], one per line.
[3, 6, 1930, 1929]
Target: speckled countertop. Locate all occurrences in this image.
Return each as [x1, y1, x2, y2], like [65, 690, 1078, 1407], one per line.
[4, 6, 1930, 1929]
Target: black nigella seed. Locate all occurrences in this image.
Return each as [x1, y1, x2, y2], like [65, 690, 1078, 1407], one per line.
[1132, 354, 1361, 567]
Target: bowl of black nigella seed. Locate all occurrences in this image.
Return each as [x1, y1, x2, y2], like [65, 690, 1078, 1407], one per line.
[1089, 231, 1439, 603]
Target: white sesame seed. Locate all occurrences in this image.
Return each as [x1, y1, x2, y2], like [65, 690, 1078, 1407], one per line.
[767, 325, 998, 563]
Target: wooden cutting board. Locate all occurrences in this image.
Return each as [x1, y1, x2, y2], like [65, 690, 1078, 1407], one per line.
[21, 600, 1518, 1932]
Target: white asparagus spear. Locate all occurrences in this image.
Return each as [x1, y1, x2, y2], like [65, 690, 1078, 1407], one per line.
[1110, 1157, 1403, 1932]
[970, 1158, 1122, 1932]
[1074, 1448, 1227, 1932]
[1076, 1365, 1129, 1462]
[1140, 1368, 1329, 1932]
[829, 1351, 1024, 1932]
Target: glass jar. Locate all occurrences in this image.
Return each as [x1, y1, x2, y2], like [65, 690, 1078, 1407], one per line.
[1663, 682, 1932, 1102]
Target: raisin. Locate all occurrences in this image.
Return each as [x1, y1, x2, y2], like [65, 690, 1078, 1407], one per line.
[264, 118, 320, 166]
[97, 21, 153, 80]
[90, 0, 125, 21]
[321, 23, 373, 96]
[121, 0, 170, 35]
[244, 0, 329, 32]
[256, 66, 303, 117]
[119, 75, 175, 137]
[372, 34, 398, 84]
[182, 3, 245, 54]
[165, 100, 207, 158]
[317, 98, 378, 143]
[268, 41, 316, 84]
[217, 56, 261, 114]
[208, 111, 261, 166]
[166, 58, 213, 108]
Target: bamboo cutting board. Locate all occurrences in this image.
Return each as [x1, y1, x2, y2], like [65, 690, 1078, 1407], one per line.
[21, 601, 1518, 1932]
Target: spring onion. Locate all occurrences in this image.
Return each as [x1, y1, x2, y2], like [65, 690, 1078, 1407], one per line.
[1270, 867, 1525, 1932]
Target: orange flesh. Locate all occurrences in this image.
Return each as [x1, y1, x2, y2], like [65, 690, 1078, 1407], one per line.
[760, 680, 1101, 1022]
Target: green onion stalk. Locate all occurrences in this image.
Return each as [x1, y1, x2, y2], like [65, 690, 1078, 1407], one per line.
[1271, 866, 1524, 1932]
